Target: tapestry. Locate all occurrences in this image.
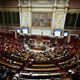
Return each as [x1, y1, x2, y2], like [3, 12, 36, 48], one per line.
[32, 12, 52, 27]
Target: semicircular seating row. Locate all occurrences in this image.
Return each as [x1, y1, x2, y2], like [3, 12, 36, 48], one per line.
[0, 32, 80, 80]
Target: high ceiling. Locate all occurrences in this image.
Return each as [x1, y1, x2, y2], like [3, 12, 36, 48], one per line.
[0, 0, 80, 8]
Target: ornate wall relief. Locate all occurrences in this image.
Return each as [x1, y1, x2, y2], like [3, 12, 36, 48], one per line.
[53, 11, 66, 29]
[20, 0, 28, 5]
[20, 9, 30, 27]
[31, 0, 54, 5]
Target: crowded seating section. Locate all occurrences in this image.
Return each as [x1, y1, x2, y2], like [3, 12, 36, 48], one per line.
[0, 31, 80, 80]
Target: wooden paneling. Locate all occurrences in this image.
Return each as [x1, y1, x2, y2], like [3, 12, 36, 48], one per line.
[1, 0, 18, 7]
[69, 0, 80, 9]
